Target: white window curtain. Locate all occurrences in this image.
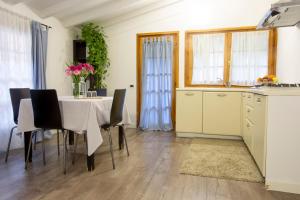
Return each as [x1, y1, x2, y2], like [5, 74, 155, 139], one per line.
[0, 8, 32, 150]
[139, 36, 173, 131]
[230, 31, 269, 86]
[192, 33, 225, 85]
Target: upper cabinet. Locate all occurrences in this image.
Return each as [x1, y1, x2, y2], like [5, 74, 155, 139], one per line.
[203, 92, 241, 136]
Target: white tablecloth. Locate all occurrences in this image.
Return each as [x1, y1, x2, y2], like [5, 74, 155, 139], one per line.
[17, 96, 131, 156]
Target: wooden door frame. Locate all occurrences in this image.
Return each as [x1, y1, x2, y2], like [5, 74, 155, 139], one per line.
[136, 31, 179, 127]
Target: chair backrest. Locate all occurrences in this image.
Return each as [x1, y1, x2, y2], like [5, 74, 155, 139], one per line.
[110, 89, 126, 127]
[30, 89, 63, 129]
[10, 88, 30, 124]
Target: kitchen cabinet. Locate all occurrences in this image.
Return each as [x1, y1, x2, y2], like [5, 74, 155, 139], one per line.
[242, 93, 253, 150]
[175, 88, 300, 193]
[203, 92, 241, 136]
[241, 93, 267, 176]
[252, 95, 267, 176]
[176, 91, 203, 133]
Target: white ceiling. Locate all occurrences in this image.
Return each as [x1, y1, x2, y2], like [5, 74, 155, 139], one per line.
[3, 0, 181, 27]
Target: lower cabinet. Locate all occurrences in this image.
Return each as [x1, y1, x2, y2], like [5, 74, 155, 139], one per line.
[252, 95, 267, 176]
[176, 91, 203, 133]
[203, 92, 241, 136]
[241, 93, 267, 176]
[176, 89, 266, 176]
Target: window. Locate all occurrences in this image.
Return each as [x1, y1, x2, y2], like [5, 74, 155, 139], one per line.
[0, 8, 32, 150]
[185, 27, 277, 87]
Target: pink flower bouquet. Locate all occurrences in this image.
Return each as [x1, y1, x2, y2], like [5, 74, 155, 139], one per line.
[65, 63, 95, 83]
[66, 63, 94, 97]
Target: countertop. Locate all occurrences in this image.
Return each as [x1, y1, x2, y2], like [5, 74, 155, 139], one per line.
[176, 87, 300, 96]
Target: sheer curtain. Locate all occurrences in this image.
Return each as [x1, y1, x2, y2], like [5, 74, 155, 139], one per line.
[192, 33, 225, 84]
[230, 31, 269, 86]
[139, 36, 173, 131]
[0, 8, 32, 150]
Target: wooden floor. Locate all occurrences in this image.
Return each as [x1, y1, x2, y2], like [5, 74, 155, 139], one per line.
[0, 128, 299, 200]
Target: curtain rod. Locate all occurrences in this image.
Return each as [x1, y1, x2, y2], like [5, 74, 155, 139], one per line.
[41, 23, 52, 29]
[0, 6, 52, 29]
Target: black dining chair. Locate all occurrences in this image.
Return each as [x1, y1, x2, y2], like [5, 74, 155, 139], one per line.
[28, 89, 69, 174]
[101, 89, 129, 169]
[5, 88, 31, 162]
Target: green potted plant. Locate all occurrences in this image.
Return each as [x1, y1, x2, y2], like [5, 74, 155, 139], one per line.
[81, 22, 109, 96]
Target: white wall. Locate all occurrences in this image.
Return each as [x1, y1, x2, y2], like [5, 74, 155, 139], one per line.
[102, 0, 300, 126]
[0, 1, 74, 95]
[277, 24, 300, 83]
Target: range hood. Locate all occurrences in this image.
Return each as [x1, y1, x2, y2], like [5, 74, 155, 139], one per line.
[257, 0, 300, 29]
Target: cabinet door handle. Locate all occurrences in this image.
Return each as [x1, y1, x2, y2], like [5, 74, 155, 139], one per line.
[248, 95, 251, 99]
[247, 109, 251, 113]
[256, 98, 261, 102]
[247, 123, 250, 128]
[217, 94, 227, 97]
[185, 92, 194, 96]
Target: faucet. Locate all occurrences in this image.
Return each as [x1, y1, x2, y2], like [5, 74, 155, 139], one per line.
[217, 78, 231, 87]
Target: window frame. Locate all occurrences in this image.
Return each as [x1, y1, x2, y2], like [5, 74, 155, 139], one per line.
[185, 26, 277, 87]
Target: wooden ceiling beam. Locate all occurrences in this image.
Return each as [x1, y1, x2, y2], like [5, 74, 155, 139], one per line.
[61, 0, 162, 27]
[38, 0, 111, 18]
[2, 0, 32, 5]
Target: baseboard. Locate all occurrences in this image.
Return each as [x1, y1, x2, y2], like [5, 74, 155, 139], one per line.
[176, 132, 242, 140]
[126, 124, 136, 129]
[266, 180, 300, 194]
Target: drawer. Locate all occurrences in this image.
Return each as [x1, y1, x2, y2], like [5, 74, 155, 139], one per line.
[242, 93, 247, 100]
[244, 118, 253, 152]
[245, 105, 254, 123]
[246, 93, 254, 107]
[254, 95, 266, 106]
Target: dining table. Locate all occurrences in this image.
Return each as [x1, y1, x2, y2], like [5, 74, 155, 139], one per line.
[17, 96, 131, 171]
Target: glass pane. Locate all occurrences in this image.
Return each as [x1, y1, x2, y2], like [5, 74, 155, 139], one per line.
[230, 31, 269, 86]
[191, 33, 225, 85]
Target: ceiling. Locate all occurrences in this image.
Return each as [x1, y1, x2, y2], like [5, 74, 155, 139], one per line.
[3, 0, 181, 27]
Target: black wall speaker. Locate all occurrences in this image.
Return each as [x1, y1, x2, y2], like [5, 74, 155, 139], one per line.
[73, 40, 86, 63]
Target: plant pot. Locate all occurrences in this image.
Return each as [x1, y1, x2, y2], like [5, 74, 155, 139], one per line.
[96, 88, 107, 96]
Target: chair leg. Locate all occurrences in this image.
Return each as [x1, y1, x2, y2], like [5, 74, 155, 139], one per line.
[57, 130, 60, 156]
[84, 133, 88, 154]
[5, 126, 17, 163]
[33, 131, 37, 150]
[107, 129, 115, 170]
[63, 130, 68, 174]
[122, 126, 129, 157]
[83, 133, 86, 143]
[25, 132, 33, 169]
[65, 130, 69, 153]
[72, 133, 79, 165]
[41, 130, 46, 166]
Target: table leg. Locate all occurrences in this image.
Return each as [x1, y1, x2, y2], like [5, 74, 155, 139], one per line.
[69, 131, 74, 145]
[24, 131, 32, 163]
[118, 126, 124, 150]
[86, 154, 95, 171]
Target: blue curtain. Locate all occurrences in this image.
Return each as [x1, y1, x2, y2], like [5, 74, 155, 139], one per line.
[31, 21, 48, 89]
[139, 36, 173, 131]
